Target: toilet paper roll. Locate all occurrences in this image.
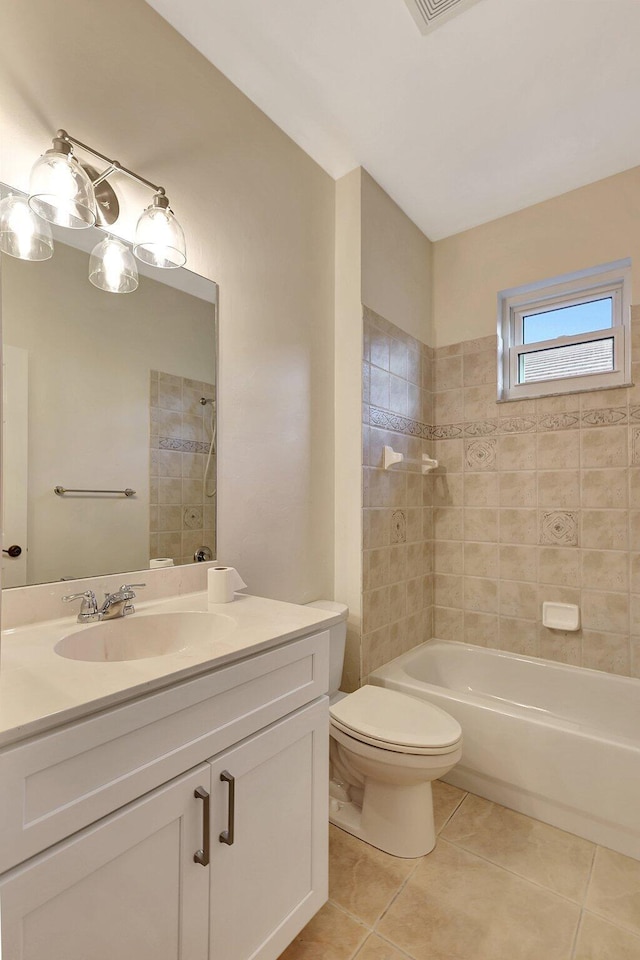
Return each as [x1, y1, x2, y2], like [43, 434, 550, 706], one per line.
[149, 557, 174, 569]
[208, 566, 247, 603]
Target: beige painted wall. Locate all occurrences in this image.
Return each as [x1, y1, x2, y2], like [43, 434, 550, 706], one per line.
[361, 170, 433, 345]
[433, 165, 640, 347]
[334, 168, 363, 690]
[0, 0, 335, 603]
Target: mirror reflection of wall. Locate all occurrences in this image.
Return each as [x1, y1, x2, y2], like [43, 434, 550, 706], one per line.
[1, 233, 217, 588]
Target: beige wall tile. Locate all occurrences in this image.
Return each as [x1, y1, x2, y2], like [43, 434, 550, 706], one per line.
[464, 508, 498, 542]
[432, 472, 463, 507]
[434, 541, 463, 574]
[434, 574, 463, 609]
[538, 547, 581, 587]
[499, 433, 537, 471]
[464, 472, 499, 507]
[406, 577, 424, 615]
[388, 581, 408, 623]
[462, 349, 496, 386]
[463, 334, 497, 354]
[389, 338, 408, 379]
[581, 426, 628, 467]
[464, 611, 499, 647]
[363, 586, 391, 634]
[370, 367, 390, 408]
[464, 577, 498, 613]
[582, 630, 631, 675]
[434, 355, 463, 391]
[581, 509, 628, 550]
[435, 389, 464, 424]
[582, 550, 628, 593]
[500, 580, 538, 619]
[537, 470, 580, 508]
[629, 468, 640, 508]
[538, 626, 582, 665]
[498, 617, 539, 657]
[537, 430, 580, 469]
[434, 507, 463, 540]
[499, 544, 538, 582]
[581, 468, 629, 508]
[582, 590, 629, 634]
[464, 384, 496, 421]
[361, 625, 390, 677]
[500, 472, 537, 507]
[464, 542, 499, 578]
[434, 605, 464, 641]
[364, 547, 390, 590]
[389, 375, 408, 416]
[500, 508, 538, 544]
[434, 439, 464, 472]
[581, 387, 630, 410]
[388, 544, 408, 583]
[536, 394, 579, 414]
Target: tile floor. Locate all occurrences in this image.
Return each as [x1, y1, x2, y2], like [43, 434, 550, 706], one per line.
[279, 781, 640, 960]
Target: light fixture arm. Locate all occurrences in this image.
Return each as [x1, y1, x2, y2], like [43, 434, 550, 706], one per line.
[55, 129, 167, 199]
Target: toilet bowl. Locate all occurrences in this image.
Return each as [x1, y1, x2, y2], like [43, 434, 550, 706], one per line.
[305, 600, 463, 859]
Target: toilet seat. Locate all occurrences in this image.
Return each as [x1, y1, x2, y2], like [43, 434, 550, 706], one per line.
[329, 685, 462, 756]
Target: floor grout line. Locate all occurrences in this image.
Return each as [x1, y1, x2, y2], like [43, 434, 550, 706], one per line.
[439, 835, 589, 907]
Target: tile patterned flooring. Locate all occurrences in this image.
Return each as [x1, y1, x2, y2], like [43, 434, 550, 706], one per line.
[279, 781, 640, 960]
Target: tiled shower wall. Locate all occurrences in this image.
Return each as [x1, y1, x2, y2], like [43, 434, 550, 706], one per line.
[431, 311, 640, 679]
[362, 307, 434, 679]
[149, 370, 216, 566]
[362, 306, 640, 682]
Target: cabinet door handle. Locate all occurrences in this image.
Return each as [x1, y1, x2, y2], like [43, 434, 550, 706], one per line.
[193, 786, 210, 866]
[219, 771, 235, 845]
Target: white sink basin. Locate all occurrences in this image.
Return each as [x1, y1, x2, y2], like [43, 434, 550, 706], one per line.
[54, 611, 237, 662]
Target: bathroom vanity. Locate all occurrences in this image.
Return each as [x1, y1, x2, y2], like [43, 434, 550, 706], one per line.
[0, 592, 335, 960]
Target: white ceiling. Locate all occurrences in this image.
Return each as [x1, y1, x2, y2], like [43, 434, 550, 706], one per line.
[146, 0, 640, 240]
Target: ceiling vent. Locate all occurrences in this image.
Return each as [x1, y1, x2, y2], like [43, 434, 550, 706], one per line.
[403, 0, 485, 33]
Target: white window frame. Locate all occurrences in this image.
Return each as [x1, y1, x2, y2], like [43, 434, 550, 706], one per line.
[497, 259, 632, 401]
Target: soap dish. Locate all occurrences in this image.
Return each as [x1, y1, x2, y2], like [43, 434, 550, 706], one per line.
[542, 601, 580, 631]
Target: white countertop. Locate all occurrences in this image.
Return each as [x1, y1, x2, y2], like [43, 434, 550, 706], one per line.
[0, 592, 340, 749]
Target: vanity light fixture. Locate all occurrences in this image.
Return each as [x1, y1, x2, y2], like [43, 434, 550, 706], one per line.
[0, 194, 53, 261]
[25, 129, 187, 278]
[89, 237, 139, 294]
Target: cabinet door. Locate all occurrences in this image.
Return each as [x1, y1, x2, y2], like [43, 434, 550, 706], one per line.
[0, 765, 211, 960]
[208, 699, 329, 960]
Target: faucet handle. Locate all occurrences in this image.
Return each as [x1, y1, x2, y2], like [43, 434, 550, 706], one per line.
[62, 590, 98, 614]
[119, 583, 146, 593]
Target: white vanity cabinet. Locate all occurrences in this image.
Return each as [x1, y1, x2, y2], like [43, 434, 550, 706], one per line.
[0, 764, 212, 960]
[0, 629, 330, 960]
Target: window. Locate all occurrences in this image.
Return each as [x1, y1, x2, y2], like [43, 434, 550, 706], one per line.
[498, 259, 631, 401]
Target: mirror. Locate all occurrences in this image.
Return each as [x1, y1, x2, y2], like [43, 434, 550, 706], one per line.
[0, 183, 218, 588]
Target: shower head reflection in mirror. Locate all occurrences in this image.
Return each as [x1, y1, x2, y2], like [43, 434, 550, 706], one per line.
[200, 397, 217, 500]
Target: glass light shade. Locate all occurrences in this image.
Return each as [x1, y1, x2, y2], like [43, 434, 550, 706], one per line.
[133, 204, 186, 269]
[28, 151, 97, 229]
[0, 194, 53, 261]
[89, 237, 138, 294]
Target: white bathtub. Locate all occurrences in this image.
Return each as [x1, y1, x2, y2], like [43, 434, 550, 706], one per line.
[370, 639, 640, 859]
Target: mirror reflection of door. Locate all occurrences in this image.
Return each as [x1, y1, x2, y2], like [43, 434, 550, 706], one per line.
[2, 344, 28, 587]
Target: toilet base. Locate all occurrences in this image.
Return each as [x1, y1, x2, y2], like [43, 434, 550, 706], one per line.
[329, 779, 436, 858]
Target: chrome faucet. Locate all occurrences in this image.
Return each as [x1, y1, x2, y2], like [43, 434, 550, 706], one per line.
[63, 583, 145, 623]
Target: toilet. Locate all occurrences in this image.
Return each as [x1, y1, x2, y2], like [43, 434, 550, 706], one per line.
[306, 600, 462, 859]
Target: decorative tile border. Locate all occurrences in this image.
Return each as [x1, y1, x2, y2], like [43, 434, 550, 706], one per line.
[464, 420, 498, 437]
[498, 416, 537, 434]
[580, 407, 627, 427]
[369, 406, 429, 439]
[537, 412, 580, 432]
[158, 436, 210, 453]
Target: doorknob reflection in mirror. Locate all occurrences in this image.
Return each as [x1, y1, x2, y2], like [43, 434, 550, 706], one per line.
[2, 545, 22, 558]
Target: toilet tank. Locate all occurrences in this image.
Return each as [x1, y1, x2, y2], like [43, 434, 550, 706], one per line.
[305, 600, 348, 697]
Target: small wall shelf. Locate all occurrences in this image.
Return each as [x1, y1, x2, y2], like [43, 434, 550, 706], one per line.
[383, 445, 438, 474]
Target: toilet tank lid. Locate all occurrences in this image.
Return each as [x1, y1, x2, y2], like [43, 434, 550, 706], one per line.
[330, 685, 461, 750]
[305, 600, 349, 619]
